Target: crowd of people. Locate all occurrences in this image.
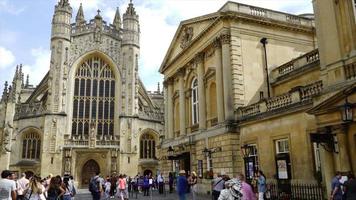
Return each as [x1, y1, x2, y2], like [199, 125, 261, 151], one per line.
[0, 170, 76, 200]
[1, 168, 355, 200]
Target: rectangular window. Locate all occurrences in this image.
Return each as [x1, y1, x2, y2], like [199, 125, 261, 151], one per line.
[276, 139, 289, 154]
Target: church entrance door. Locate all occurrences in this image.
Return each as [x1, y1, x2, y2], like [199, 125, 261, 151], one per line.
[81, 159, 100, 188]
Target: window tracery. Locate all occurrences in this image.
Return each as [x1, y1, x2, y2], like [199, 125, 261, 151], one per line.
[22, 132, 41, 160]
[140, 133, 156, 159]
[72, 57, 115, 137]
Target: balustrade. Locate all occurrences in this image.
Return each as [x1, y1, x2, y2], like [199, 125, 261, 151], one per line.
[238, 80, 323, 119]
[272, 49, 319, 80]
[344, 62, 356, 80]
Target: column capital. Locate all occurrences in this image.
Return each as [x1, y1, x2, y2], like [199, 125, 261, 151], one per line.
[163, 77, 174, 87]
[194, 52, 205, 64]
[213, 38, 222, 49]
[220, 32, 231, 44]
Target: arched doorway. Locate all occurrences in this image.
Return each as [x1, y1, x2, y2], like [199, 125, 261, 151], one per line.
[82, 159, 100, 187]
[143, 169, 152, 176]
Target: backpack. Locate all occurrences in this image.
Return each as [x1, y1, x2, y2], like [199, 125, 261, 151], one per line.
[89, 177, 99, 193]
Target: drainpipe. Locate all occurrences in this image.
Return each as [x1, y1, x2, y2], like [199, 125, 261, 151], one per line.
[260, 37, 270, 98]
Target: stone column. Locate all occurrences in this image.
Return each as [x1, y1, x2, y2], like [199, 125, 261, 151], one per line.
[196, 53, 206, 129]
[221, 31, 234, 121]
[178, 68, 186, 135]
[213, 38, 225, 123]
[166, 78, 174, 139]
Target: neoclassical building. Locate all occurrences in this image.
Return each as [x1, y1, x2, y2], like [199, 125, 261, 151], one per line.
[159, 1, 316, 193]
[0, 0, 164, 187]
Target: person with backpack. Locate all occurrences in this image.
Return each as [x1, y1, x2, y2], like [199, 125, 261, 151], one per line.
[89, 172, 102, 200]
[117, 175, 127, 200]
[62, 177, 73, 200]
[23, 176, 43, 200]
[212, 173, 225, 200]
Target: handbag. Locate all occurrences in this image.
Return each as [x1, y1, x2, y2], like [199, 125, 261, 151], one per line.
[24, 189, 33, 200]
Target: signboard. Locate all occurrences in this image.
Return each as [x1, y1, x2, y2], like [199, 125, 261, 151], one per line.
[197, 160, 203, 178]
[277, 160, 288, 179]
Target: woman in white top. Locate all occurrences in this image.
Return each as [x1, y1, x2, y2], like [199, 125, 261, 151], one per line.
[24, 176, 43, 200]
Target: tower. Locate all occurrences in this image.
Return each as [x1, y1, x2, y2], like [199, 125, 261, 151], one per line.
[121, 1, 140, 116]
[41, 0, 72, 175]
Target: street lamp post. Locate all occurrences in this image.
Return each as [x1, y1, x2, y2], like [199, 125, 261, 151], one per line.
[241, 144, 253, 181]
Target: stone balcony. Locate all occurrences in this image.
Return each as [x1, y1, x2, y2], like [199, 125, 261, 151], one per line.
[219, 2, 314, 27]
[237, 80, 323, 120]
[14, 102, 46, 120]
[271, 49, 319, 84]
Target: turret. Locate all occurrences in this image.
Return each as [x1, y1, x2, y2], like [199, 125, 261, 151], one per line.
[123, 0, 140, 47]
[75, 3, 85, 27]
[113, 7, 122, 30]
[51, 0, 72, 41]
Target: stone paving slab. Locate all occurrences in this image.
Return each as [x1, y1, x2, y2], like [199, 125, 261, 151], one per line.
[75, 189, 211, 200]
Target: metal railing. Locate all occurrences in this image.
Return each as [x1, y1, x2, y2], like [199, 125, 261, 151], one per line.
[267, 180, 324, 200]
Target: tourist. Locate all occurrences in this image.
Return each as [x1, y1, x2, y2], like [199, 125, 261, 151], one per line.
[343, 173, 356, 200]
[212, 173, 225, 200]
[218, 179, 243, 200]
[47, 176, 65, 200]
[157, 173, 164, 194]
[23, 175, 43, 200]
[330, 171, 343, 200]
[62, 176, 74, 200]
[143, 175, 149, 196]
[168, 172, 174, 193]
[104, 177, 111, 200]
[237, 173, 255, 200]
[117, 174, 126, 200]
[68, 175, 77, 199]
[257, 170, 266, 200]
[188, 171, 198, 200]
[177, 170, 188, 200]
[0, 170, 17, 200]
[17, 173, 29, 200]
[89, 171, 102, 200]
[110, 175, 117, 199]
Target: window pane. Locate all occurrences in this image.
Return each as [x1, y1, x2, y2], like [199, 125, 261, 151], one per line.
[36, 140, 41, 159]
[86, 79, 91, 96]
[111, 81, 115, 97]
[99, 80, 104, 97]
[80, 79, 85, 96]
[93, 80, 98, 96]
[98, 101, 103, 119]
[72, 123, 77, 135]
[22, 140, 27, 158]
[85, 100, 90, 118]
[74, 79, 79, 96]
[105, 80, 110, 97]
[91, 100, 97, 119]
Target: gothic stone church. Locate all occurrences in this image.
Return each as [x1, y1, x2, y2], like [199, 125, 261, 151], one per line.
[0, 0, 164, 187]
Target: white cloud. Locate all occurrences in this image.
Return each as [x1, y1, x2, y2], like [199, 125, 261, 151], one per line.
[22, 47, 51, 87]
[0, 0, 25, 15]
[0, 46, 15, 69]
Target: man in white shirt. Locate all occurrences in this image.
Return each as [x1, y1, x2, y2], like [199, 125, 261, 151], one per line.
[16, 173, 29, 200]
[157, 173, 164, 194]
[0, 170, 17, 200]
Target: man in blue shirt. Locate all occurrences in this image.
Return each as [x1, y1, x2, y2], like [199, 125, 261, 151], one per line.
[177, 170, 188, 200]
[331, 171, 343, 200]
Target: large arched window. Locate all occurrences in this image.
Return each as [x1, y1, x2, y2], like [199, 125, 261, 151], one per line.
[191, 78, 199, 125]
[72, 56, 115, 137]
[22, 132, 41, 160]
[140, 133, 156, 159]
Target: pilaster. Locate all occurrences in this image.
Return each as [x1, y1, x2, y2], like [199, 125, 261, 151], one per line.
[165, 78, 174, 139]
[195, 53, 206, 129]
[221, 31, 234, 121]
[177, 68, 186, 135]
[213, 38, 225, 123]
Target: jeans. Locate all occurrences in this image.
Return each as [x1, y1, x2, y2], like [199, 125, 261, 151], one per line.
[63, 194, 72, 200]
[178, 193, 186, 200]
[92, 192, 101, 200]
[212, 190, 220, 200]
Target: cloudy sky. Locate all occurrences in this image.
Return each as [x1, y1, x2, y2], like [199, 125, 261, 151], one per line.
[0, 0, 313, 93]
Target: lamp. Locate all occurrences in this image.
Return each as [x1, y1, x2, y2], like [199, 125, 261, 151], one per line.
[241, 144, 253, 159]
[202, 147, 211, 157]
[341, 98, 353, 122]
[167, 146, 174, 157]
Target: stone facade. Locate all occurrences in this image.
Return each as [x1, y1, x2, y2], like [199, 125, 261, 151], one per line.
[159, 1, 316, 194]
[0, 0, 164, 188]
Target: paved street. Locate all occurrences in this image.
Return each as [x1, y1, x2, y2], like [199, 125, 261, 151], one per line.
[75, 189, 211, 200]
